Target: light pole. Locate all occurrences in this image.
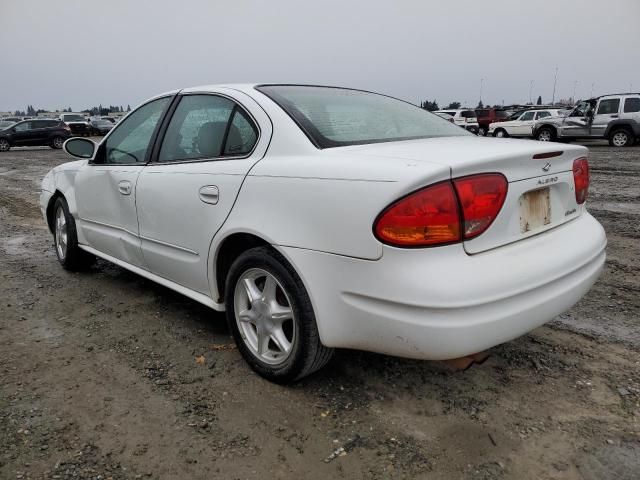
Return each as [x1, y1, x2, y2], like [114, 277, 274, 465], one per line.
[529, 80, 534, 104]
[552, 67, 559, 105]
[573, 80, 578, 104]
[479, 78, 484, 106]
[590, 82, 595, 97]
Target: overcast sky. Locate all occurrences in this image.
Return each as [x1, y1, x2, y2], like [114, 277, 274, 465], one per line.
[1, 0, 638, 112]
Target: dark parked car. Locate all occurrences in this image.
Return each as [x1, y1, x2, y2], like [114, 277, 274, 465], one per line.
[89, 119, 114, 135]
[475, 108, 511, 136]
[0, 119, 70, 151]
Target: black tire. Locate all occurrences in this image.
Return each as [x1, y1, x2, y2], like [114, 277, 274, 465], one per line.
[535, 127, 556, 142]
[52, 197, 94, 270]
[493, 128, 508, 138]
[478, 127, 487, 137]
[0, 138, 10, 152]
[51, 136, 65, 149]
[608, 128, 634, 147]
[225, 246, 333, 383]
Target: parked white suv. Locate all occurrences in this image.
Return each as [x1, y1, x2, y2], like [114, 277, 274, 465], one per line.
[533, 93, 640, 146]
[489, 109, 565, 138]
[435, 109, 479, 134]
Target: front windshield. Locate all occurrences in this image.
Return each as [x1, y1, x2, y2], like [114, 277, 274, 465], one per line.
[0, 121, 15, 130]
[571, 101, 593, 117]
[63, 115, 85, 122]
[257, 85, 469, 148]
[94, 120, 111, 126]
[507, 111, 524, 120]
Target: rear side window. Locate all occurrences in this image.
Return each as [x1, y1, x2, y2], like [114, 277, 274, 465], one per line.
[223, 109, 258, 156]
[597, 99, 620, 115]
[159, 94, 258, 162]
[623, 97, 640, 113]
[460, 110, 476, 118]
[536, 111, 551, 119]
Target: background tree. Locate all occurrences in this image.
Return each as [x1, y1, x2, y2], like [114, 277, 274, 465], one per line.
[420, 100, 439, 111]
[127, 104, 131, 111]
[536, 95, 542, 105]
[447, 101, 461, 109]
[477, 100, 484, 109]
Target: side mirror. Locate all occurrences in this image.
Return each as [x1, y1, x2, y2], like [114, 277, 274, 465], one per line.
[64, 137, 96, 159]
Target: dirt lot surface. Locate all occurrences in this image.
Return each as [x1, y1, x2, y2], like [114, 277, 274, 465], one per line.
[1, 140, 639, 480]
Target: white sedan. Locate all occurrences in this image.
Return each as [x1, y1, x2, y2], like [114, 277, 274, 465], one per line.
[489, 109, 565, 138]
[40, 84, 606, 382]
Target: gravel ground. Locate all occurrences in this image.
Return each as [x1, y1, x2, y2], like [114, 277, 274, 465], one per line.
[1, 139, 639, 479]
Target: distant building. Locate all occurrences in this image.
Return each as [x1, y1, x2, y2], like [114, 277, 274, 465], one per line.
[0, 111, 13, 117]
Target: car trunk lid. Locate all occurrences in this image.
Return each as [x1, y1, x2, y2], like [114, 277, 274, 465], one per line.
[333, 136, 588, 253]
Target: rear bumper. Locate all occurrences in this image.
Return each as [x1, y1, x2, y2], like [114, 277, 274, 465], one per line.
[279, 213, 606, 360]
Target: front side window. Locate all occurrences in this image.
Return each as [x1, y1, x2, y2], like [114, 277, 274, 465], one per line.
[14, 122, 31, 132]
[159, 95, 258, 162]
[597, 99, 620, 115]
[520, 111, 535, 121]
[623, 97, 640, 113]
[257, 85, 468, 148]
[103, 97, 170, 164]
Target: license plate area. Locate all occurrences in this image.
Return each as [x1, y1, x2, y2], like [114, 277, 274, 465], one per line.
[519, 187, 551, 233]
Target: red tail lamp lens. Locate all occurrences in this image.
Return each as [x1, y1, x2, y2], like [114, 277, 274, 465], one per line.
[572, 157, 589, 204]
[374, 182, 461, 247]
[453, 174, 508, 239]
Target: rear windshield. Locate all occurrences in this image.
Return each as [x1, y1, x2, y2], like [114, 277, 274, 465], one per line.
[257, 85, 469, 148]
[495, 110, 510, 118]
[476, 109, 489, 117]
[460, 110, 476, 118]
[62, 114, 85, 122]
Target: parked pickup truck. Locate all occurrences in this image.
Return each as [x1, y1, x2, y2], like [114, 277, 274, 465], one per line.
[533, 93, 640, 147]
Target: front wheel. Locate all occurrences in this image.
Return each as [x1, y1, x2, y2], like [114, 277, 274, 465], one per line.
[609, 128, 634, 147]
[494, 129, 508, 138]
[225, 246, 333, 383]
[0, 138, 10, 151]
[53, 197, 94, 270]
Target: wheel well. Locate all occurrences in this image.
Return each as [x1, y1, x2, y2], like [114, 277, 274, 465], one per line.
[45, 191, 64, 233]
[215, 233, 271, 302]
[607, 124, 633, 137]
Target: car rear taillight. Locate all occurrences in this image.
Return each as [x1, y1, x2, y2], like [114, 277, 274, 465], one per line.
[374, 174, 508, 247]
[453, 174, 508, 239]
[374, 182, 461, 247]
[572, 157, 589, 204]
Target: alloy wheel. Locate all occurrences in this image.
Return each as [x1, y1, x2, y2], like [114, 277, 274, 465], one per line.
[234, 268, 296, 365]
[53, 137, 64, 148]
[538, 130, 552, 141]
[0, 139, 9, 151]
[612, 131, 628, 147]
[55, 206, 68, 260]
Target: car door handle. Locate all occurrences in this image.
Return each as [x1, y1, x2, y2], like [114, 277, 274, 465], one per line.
[610, 114, 619, 118]
[199, 185, 219, 205]
[118, 180, 132, 195]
